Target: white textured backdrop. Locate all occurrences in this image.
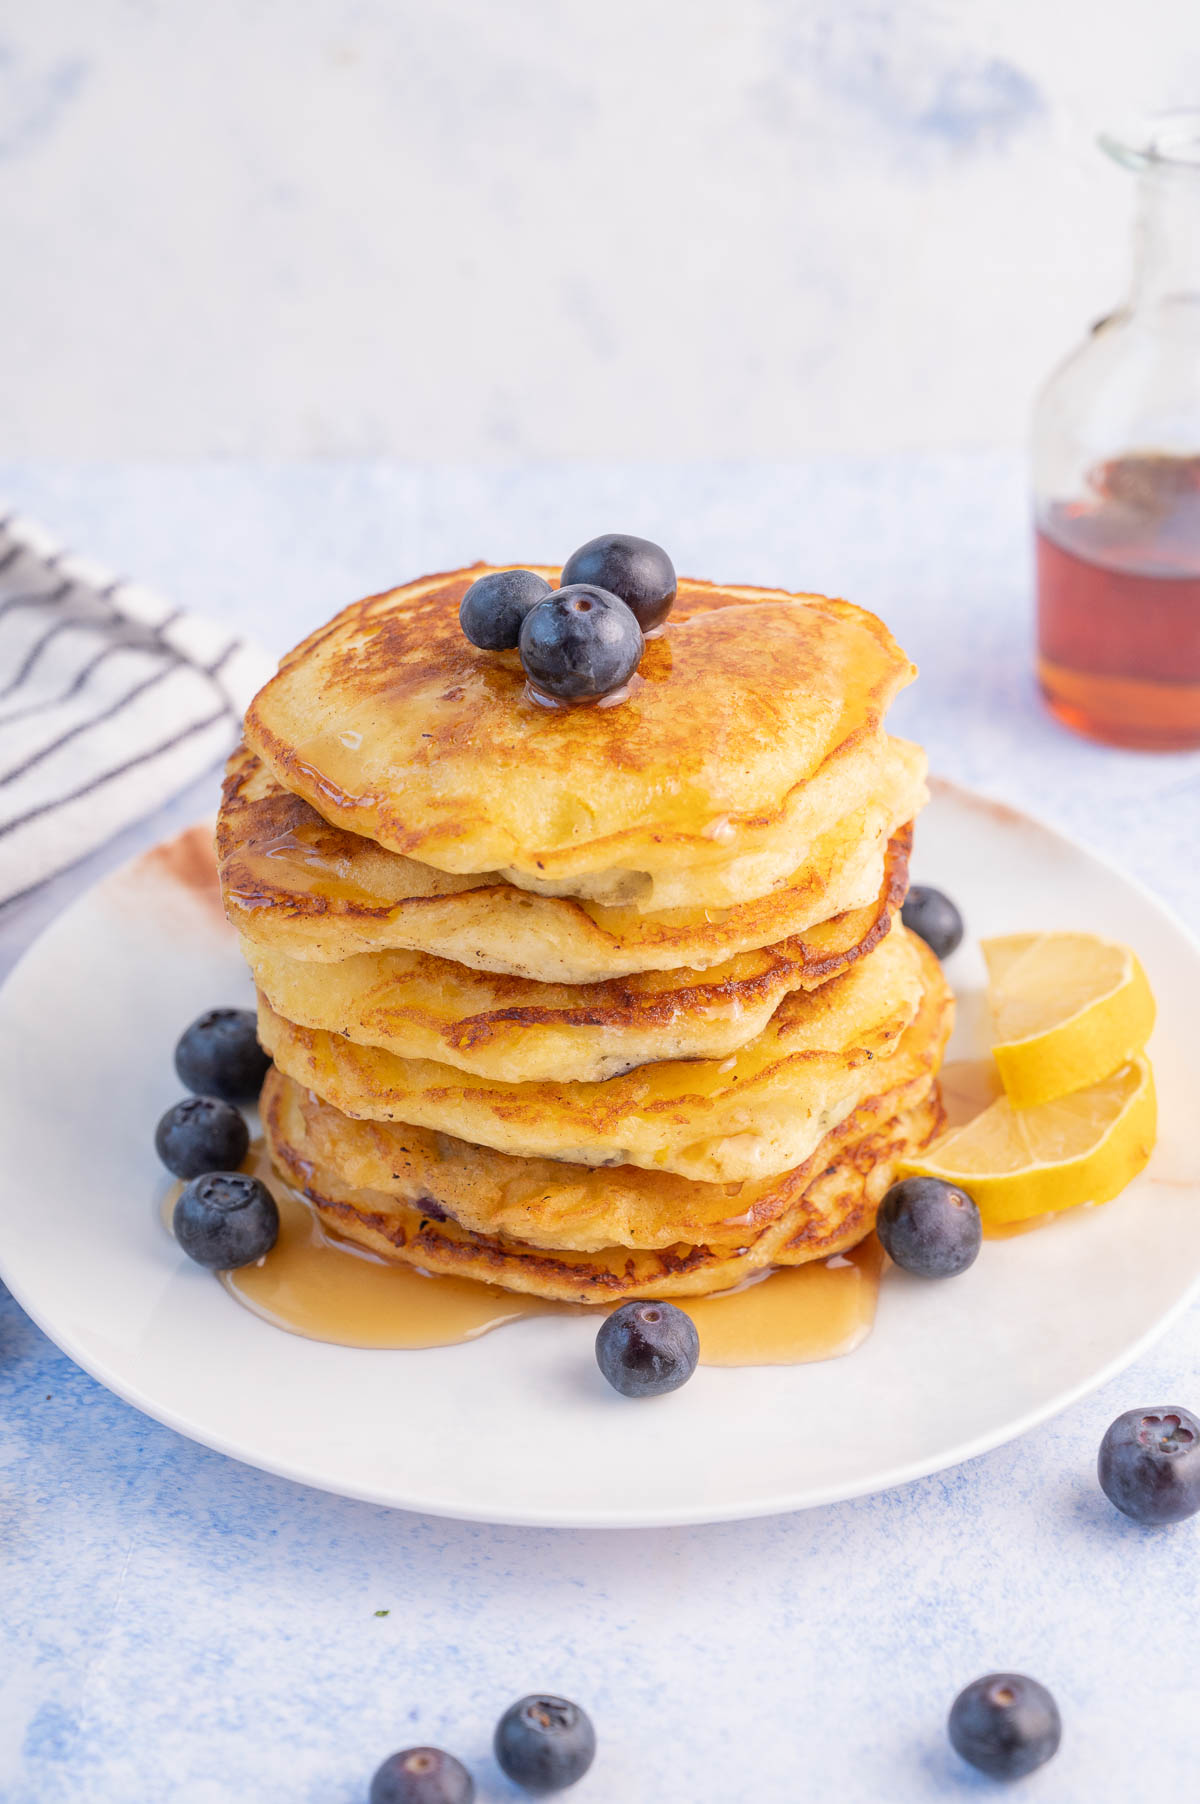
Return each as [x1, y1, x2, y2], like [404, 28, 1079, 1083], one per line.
[2, 1, 1199, 456]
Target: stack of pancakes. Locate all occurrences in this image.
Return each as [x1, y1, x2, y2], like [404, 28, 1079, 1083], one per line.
[217, 567, 953, 1304]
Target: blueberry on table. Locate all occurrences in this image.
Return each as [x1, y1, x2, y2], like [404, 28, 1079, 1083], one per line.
[174, 1008, 271, 1104]
[900, 885, 964, 959]
[494, 1695, 596, 1794]
[460, 568, 552, 651]
[1098, 1406, 1200, 1525]
[173, 1172, 279, 1269]
[948, 1673, 1061, 1780]
[559, 533, 676, 632]
[596, 1299, 699, 1397]
[876, 1176, 981, 1278]
[369, 1747, 475, 1804]
[155, 1095, 249, 1180]
[519, 586, 643, 702]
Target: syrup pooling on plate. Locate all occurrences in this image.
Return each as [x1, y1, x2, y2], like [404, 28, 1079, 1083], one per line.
[163, 1143, 884, 1363]
[684, 1238, 883, 1366]
[162, 1145, 566, 1347]
[226, 1174, 569, 1349]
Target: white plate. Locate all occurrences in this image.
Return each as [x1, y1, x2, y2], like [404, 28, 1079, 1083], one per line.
[1, 782, 1198, 1528]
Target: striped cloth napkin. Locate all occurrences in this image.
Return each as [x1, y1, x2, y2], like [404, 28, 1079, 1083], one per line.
[0, 509, 274, 909]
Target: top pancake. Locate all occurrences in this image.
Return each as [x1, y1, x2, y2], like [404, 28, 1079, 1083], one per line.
[243, 567, 917, 904]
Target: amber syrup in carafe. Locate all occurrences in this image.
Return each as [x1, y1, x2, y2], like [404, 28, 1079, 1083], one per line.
[1036, 452, 1200, 749]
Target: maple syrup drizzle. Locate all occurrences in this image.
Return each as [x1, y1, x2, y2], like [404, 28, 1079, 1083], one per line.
[684, 1237, 883, 1366]
[161, 1144, 882, 1365]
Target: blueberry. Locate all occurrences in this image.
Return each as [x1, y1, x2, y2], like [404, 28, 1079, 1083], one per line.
[155, 1095, 249, 1181]
[596, 1299, 699, 1397]
[460, 568, 552, 651]
[519, 586, 643, 702]
[369, 1747, 474, 1804]
[559, 534, 676, 633]
[175, 1008, 270, 1104]
[494, 1696, 596, 1794]
[173, 1171, 278, 1269]
[948, 1673, 1061, 1780]
[876, 1176, 981, 1278]
[900, 885, 964, 959]
[1098, 1405, 1200, 1525]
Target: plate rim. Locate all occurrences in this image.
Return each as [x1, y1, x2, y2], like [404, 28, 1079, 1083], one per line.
[5, 1251, 1198, 1530]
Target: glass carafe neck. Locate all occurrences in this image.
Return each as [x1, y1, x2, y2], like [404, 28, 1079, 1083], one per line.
[1103, 110, 1200, 313]
[1131, 164, 1200, 309]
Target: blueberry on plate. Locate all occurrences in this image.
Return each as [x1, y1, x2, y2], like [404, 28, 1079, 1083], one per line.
[369, 1746, 474, 1804]
[900, 885, 964, 960]
[559, 533, 676, 633]
[596, 1299, 699, 1397]
[519, 585, 643, 702]
[155, 1095, 249, 1181]
[174, 1008, 271, 1104]
[948, 1673, 1061, 1780]
[173, 1172, 279, 1270]
[460, 568, 552, 651]
[876, 1176, 981, 1278]
[1098, 1405, 1200, 1525]
[494, 1695, 596, 1794]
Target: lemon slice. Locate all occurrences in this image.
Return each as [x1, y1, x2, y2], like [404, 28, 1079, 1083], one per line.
[901, 1057, 1156, 1226]
[983, 932, 1155, 1107]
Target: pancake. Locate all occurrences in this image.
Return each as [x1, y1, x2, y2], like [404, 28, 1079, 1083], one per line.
[257, 927, 941, 1183]
[262, 1066, 946, 1304]
[217, 740, 926, 982]
[239, 832, 909, 1083]
[242, 568, 919, 910]
[261, 946, 950, 1252]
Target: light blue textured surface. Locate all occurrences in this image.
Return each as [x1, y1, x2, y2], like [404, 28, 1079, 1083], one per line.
[1, 456, 1198, 1802]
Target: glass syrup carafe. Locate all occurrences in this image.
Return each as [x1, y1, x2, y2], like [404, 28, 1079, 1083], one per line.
[1033, 109, 1200, 750]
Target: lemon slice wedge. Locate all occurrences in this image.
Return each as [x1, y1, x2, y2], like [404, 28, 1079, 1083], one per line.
[901, 1057, 1156, 1226]
[983, 931, 1155, 1107]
